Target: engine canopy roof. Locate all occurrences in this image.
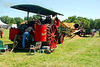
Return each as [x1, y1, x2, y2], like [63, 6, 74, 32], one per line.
[11, 4, 63, 16]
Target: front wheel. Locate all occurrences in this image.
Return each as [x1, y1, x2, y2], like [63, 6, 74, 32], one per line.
[58, 32, 64, 44]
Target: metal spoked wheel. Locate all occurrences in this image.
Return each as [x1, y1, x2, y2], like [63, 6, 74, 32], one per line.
[47, 24, 58, 51]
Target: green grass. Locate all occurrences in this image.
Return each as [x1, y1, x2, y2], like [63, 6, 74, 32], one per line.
[0, 30, 100, 67]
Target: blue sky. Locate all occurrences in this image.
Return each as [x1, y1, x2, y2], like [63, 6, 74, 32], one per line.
[0, 0, 100, 20]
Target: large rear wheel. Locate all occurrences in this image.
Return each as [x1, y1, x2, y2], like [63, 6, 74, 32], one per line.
[47, 24, 58, 51]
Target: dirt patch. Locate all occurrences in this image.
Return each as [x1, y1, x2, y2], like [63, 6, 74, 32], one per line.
[64, 35, 83, 40]
[73, 35, 83, 39]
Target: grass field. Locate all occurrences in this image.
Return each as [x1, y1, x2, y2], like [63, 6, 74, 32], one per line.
[0, 30, 100, 67]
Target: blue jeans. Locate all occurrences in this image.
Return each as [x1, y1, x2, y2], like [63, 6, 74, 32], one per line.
[99, 31, 100, 35]
[22, 32, 29, 48]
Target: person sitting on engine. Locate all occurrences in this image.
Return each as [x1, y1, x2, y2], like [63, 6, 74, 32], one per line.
[91, 28, 96, 37]
[74, 24, 79, 30]
[51, 15, 56, 24]
[54, 17, 60, 27]
[22, 26, 34, 48]
[73, 24, 81, 36]
[98, 29, 100, 37]
[44, 16, 51, 24]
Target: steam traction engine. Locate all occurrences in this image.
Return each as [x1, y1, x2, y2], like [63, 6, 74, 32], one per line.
[9, 4, 64, 52]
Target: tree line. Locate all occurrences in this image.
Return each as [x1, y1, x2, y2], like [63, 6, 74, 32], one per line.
[0, 15, 100, 34]
[0, 16, 23, 26]
[63, 16, 100, 34]
[0, 15, 41, 26]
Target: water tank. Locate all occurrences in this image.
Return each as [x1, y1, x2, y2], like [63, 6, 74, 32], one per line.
[34, 24, 47, 42]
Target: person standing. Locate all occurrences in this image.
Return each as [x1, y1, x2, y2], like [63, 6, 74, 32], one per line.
[91, 29, 96, 37]
[0, 26, 4, 38]
[98, 29, 100, 37]
[22, 26, 34, 48]
[51, 15, 56, 24]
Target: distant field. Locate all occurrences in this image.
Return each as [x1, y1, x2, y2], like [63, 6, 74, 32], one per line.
[0, 30, 100, 67]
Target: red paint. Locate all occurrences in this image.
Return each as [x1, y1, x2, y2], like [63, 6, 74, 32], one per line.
[34, 24, 47, 42]
[54, 17, 60, 28]
[0, 32, 3, 38]
[60, 33, 64, 44]
[47, 25, 58, 49]
[9, 28, 20, 41]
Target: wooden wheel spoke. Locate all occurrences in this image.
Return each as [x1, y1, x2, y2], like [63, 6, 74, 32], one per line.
[49, 41, 51, 44]
[47, 24, 58, 49]
[53, 39, 56, 43]
[48, 31, 51, 34]
[54, 35, 56, 37]
[47, 34, 51, 36]
[53, 29, 57, 33]
[48, 37, 52, 39]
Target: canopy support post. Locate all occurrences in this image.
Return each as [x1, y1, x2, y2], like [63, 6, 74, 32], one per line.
[27, 12, 29, 21]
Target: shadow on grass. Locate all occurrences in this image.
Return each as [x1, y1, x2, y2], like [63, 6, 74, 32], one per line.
[12, 48, 31, 53]
[5, 44, 30, 53]
[14, 49, 38, 56]
[4, 44, 39, 56]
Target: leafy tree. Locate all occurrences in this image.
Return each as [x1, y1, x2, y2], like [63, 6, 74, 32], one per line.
[14, 17, 23, 26]
[1, 15, 100, 34]
[94, 19, 100, 29]
[89, 19, 95, 29]
[63, 16, 97, 34]
[0, 16, 11, 24]
[32, 15, 42, 20]
[10, 18, 16, 24]
[24, 16, 33, 21]
[73, 20, 79, 24]
[68, 16, 76, 22]
[63, 16, 76, 23]
[24, 15, 41, 21]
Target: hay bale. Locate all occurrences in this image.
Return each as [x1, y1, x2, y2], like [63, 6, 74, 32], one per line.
[73, 35, 83, 39]
[63, 22, 75, 29]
